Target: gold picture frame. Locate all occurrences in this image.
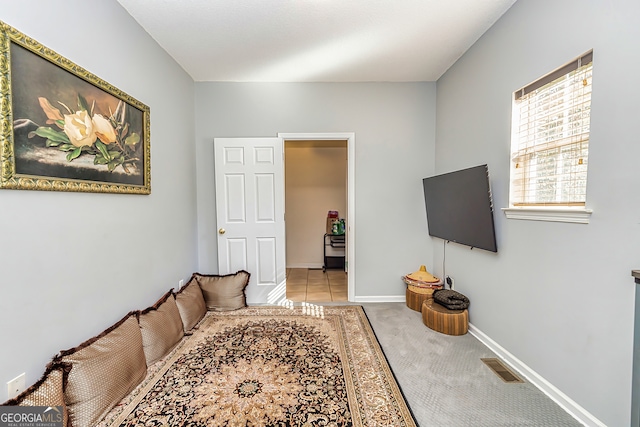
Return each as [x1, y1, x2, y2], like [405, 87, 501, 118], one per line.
[0, 21, 150, 194]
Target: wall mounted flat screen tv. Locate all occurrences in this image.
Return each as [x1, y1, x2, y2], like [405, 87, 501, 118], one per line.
[422, 164, 497, 252]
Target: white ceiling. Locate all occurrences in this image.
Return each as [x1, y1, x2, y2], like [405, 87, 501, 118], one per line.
[116, 0, 517, 82]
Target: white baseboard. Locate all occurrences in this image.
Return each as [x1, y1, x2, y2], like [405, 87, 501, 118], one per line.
[468, 323, 606, 427]
[353, 295, 406, 303]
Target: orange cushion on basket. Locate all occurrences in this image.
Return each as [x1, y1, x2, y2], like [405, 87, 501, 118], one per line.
[405, 265, 440, 284]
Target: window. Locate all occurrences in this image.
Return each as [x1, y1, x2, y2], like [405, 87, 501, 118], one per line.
[505, 51, 593, 223]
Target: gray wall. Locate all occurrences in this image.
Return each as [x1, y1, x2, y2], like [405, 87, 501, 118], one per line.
[0, 1, 198, 398]
[435, 0, 640, 425]
[194, 82, 436, 301]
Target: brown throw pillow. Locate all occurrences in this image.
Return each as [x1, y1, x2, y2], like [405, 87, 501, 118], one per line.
[174, 278, 207, 331]
[192, 270, 250, 311]
[2, 362, 71, 427]
[53, 312, 147, 427]
[138, 291, 185, 365]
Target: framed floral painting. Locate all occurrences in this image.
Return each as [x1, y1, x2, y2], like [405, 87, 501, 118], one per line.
[0, 21, 150, 194]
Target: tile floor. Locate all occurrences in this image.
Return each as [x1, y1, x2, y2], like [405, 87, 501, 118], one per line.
[285, 268, 348, 302]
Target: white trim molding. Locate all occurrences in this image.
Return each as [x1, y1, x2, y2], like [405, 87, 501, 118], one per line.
[469, 323, 606, 427]
[278, 132, 356, 302]
[502, 207, 592, 224]
[353, 295, 406, 303]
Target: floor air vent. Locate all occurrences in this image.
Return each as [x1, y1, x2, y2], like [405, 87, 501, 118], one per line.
[481, 358, 524, 383]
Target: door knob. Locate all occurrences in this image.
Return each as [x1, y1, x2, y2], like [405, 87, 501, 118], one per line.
[218, 228, 226, 235]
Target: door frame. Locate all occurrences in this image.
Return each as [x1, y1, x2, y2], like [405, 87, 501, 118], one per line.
[279, 132, 355, 302]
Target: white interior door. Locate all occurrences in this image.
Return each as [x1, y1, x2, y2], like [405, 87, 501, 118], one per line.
[214, 137, 286, 291]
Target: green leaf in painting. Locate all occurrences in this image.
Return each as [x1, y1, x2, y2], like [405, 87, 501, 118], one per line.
[94, 154, 108, 165]
[125, 132, 140, 146]
[45, 140, 61, 147]
[107, 160, 119, 171]
[94, 154, 109, 165]
[66, 147, 82, 162]
[95, 140, 111, 161]
[114, 100, 126, 124]
[33, 127, 70, 143]
[77, 94, 89, 112]
[83, 146, 98, 155]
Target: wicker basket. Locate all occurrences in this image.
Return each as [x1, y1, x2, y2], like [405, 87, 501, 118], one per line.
[402, 265, 443, 311]
[422, 299, 468, 336]
[405, 284, 443, 311]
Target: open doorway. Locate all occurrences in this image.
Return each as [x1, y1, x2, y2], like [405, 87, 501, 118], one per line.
[279, 132, 355, 302]
[284, 140, 347, 302]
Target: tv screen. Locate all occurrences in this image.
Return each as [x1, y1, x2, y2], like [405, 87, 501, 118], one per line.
[422, 164, 497, 252]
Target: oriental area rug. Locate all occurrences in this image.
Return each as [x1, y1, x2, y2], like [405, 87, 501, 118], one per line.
[98, 305, 416, 427]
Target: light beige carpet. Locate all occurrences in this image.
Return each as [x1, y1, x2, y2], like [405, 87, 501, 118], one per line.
[98, 305, 416, 427]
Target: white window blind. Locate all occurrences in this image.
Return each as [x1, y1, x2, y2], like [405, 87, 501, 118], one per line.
[509, 51, 593, 207]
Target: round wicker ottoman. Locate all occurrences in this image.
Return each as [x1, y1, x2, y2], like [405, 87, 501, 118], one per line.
[421, 299, 468, 336]
[406, 284, 436, 312]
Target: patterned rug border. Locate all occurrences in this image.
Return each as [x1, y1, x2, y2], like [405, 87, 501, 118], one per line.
[359, 306, 419, 425]
[98, 304, 417, 427]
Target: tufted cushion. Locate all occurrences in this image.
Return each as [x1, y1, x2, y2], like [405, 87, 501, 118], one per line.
[54, 312, 146, 427]
[138, 291, 184, 365]
[174, 278, 207, 331]
[2, 362, 71, 427]
[192, 270, 250, 311]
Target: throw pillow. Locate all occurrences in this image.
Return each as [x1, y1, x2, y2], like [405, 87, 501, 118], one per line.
[138, 291, 185, 365]
[192, 270, 250, 311]
[53, 311, 146, 427]
[174, 278, 207, 331]
[2, 362, 71, 427]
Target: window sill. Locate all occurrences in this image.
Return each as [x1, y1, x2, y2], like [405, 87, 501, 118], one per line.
[502, 207, 592, 224]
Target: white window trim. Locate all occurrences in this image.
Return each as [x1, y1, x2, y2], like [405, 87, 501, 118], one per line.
[506, 50, 594, 224]
[502, 206, 592, 224]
